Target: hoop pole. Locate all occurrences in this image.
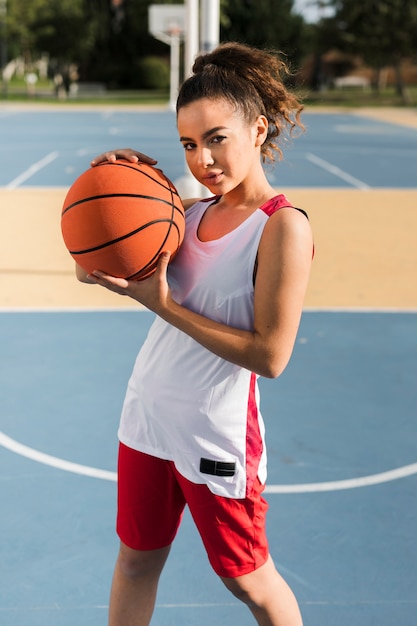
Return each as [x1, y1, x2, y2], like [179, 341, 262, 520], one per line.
[175, 0, 212, 198]
[184, 0, 199, 77]
[168, 33, 180, 111]
[200, 0, 219, 52]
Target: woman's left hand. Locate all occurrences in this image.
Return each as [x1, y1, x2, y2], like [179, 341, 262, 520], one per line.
[89, 252, 172, 314]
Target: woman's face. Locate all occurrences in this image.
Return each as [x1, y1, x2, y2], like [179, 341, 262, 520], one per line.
[177, 97, 267, 195]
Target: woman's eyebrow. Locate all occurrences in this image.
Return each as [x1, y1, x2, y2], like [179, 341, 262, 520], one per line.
[179, 126, 228, 143]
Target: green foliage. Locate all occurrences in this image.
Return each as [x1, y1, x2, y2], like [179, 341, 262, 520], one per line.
[4, 0, 309, 86]
[220, 0, 308, 68]
[136, 56, 170, 90]
[325, 0, 417, 64]
[316, 0, 417, 100]
[7, 0, 87, 61]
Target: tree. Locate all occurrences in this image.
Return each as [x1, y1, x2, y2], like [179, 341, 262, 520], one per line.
[220, 0, 308, 70]
[5, 0, 170, 87]
[7, 0, 87, 63]
[5, 0, 310, 89]
[324, 0, 417, 101]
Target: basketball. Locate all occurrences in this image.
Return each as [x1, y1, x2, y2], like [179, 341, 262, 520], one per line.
[61, 160, 185, 280]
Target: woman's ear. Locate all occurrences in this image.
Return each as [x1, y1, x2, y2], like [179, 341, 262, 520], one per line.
[254, 115, 269, 147]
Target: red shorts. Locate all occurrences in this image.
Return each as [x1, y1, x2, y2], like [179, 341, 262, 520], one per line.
[116, 443, 269, 578]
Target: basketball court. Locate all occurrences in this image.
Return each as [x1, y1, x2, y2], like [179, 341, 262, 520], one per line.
[0, 105, 416, 625]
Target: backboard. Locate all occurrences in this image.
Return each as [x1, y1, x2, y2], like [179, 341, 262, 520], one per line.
[149, 4, 186, 41]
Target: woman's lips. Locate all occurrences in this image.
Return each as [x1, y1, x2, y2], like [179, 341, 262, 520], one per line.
[202, 171, 223, 185]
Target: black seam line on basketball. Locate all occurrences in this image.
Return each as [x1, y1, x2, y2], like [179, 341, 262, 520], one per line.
[62, 193, 183, 215]
[98, 161, 181, 196]
[126, 221, 180, 279]
[126, 222, 181, 280]
[69, 219, 176, 255]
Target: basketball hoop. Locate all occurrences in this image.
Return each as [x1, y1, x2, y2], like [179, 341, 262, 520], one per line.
[166, 21, 182, 38]
[149, 5, 185, 45]
[148, 5, 185, 111]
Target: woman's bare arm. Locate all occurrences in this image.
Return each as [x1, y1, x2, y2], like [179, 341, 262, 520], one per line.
[89, 208, 313, 378]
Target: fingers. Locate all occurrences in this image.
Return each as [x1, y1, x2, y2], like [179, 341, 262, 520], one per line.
[89, 271, 130, 294]
[88, 255, 172, 312]
[157, 251, 171, 274]
[90, 151, 120, 166]
[91, 149, 157, 167]
[134, 151, 158, 165]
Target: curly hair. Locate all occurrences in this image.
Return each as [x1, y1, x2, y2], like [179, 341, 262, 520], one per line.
[176, 42, 304, 162]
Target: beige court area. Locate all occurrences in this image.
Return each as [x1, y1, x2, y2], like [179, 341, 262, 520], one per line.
[1, 187, 416, 310]
[0, 107, 416, 310]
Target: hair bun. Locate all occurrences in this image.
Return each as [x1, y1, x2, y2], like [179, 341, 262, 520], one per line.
[192, 57, 218, 74]
[202, 63, 217, 72]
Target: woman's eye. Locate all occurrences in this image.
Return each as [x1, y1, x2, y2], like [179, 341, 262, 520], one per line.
[182, 142, 195, 151]
[211, 135, 226, 144]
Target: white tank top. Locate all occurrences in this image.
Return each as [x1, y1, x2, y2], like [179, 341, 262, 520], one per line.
[118, 194, 293, 498]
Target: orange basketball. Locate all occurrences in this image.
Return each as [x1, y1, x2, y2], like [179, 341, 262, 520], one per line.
[61, 160, 185, 280]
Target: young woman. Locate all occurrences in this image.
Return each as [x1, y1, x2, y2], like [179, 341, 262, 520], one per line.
[77, 42, 313, 626]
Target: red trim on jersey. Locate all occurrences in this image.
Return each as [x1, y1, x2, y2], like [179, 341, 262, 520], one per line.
[260, 194, 293, 215]
[260, 194, 314, 257]
[245, 196, 292, 493]
[245, 372, 263, 495]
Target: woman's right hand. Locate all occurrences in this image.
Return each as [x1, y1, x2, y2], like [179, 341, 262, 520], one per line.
[90, 148, 157, 167]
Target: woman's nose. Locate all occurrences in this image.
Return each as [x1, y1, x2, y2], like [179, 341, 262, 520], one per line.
[198, 147, 214, 167]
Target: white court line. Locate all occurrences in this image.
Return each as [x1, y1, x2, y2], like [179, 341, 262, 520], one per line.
[1, 307, 416, 314]
[1, 431, 416, 493]
[1, 600, 416, 611]
[305, 152, 371, 190]
[0, 432, 116, 481]
[5, 151, 59, 189]
[265, 464, 417, 493]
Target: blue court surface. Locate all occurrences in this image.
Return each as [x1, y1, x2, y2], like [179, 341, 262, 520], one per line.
[0, 107, 417, 189]
[0, 108, 416, 625]
[0, 310, 416, 626]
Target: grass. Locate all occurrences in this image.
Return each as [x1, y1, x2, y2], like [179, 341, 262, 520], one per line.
[1, 78, 416, 108]
[299, 85, 417, 108]
[0, 78, 170, 106]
